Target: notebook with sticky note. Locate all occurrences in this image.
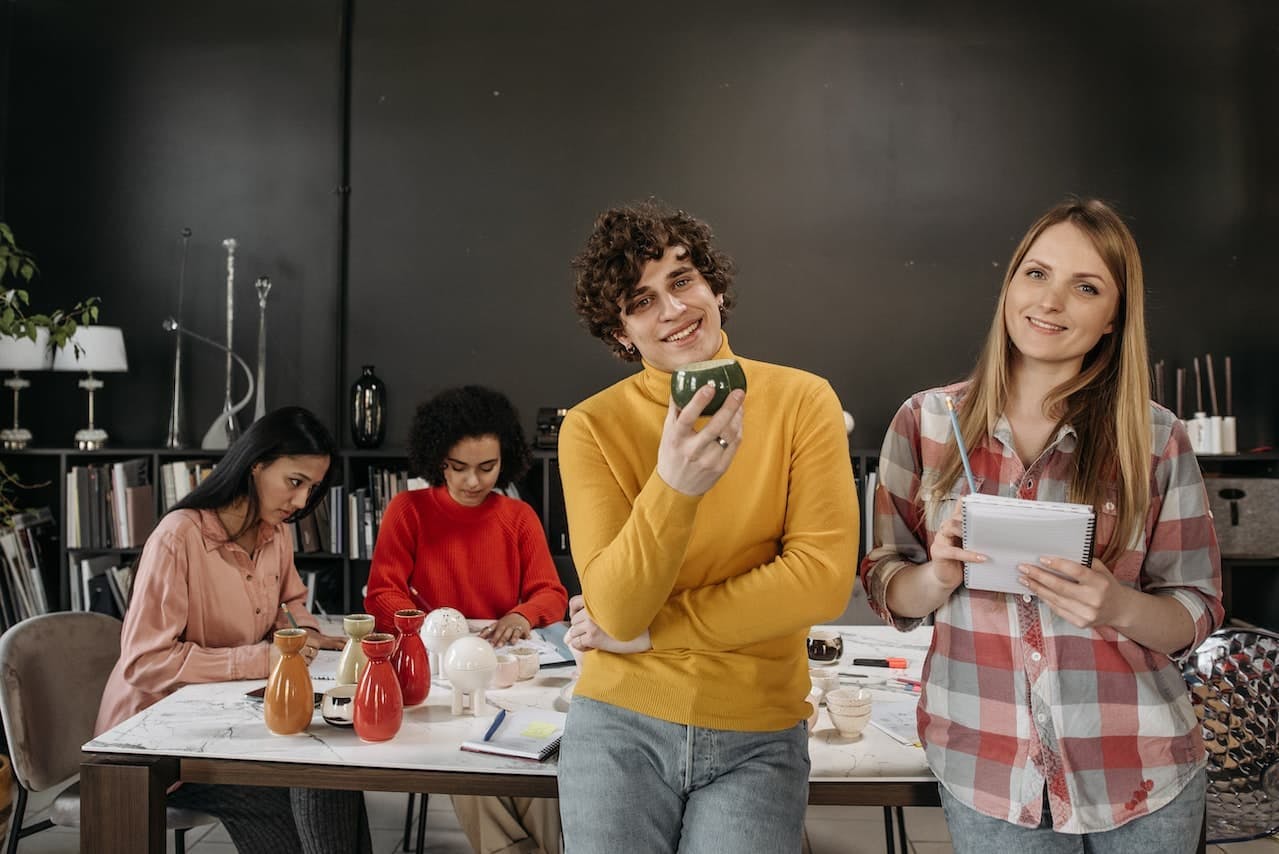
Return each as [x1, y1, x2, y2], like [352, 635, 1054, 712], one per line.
[961, 493, 1097, 595]
[460, 707, 568, 761]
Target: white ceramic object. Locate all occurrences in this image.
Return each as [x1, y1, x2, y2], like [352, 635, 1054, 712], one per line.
[443, 636, 498, 716]
[828, 706, 872, 739]
[805, 689, 822, 732]
[493, 654, 518, 689]
[809, 668, 840, 696]
[825, 687, 873, 711]
[423, 607, 469, 673]
[320, 684, 357, 727]
[512, 646, 540, 680]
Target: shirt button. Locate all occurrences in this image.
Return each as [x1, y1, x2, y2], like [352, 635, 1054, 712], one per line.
[255, 608, 262, 615]
[1036, 713, 1046, 723]
[1023, 594, 1033, 603]
[1031, 651, 1042, 662]
[1104, 501, 1116, 512]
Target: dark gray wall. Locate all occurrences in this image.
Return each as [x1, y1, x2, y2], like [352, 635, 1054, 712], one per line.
[5, 0, 1279, 453]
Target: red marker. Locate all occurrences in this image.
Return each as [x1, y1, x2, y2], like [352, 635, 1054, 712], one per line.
[852, 657, 907, 669]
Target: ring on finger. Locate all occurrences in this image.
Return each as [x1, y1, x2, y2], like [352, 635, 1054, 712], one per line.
[714, 435, 730, 450]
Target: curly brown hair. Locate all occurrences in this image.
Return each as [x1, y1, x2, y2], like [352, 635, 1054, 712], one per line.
[571, 201, 737, 361]
[408, 385, 531, 489]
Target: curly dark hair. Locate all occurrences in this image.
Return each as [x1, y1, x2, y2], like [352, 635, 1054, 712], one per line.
[571, 201, 737, 361]
[408, 385, 532, 488]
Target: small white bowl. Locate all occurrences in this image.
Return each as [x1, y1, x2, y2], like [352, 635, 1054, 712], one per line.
[320, 684, 357, 727]
[828, 707, 872, 738]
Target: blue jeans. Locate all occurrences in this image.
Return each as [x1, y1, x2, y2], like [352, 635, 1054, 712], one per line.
[558, 696, 810, 854]
[939, 769, 1206, 854]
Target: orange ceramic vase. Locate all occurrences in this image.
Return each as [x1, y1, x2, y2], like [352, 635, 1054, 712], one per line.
[264, 628, 314, 735]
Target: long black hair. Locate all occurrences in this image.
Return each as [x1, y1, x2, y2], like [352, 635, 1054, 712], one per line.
[172, 406, 338, 541]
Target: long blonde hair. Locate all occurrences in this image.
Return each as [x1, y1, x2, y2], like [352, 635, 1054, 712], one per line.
[930, 199, 1151, 565]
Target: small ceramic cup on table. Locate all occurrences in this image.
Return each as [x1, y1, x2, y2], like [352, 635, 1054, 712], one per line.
[809, 668, 840, 697]
[493, 653, 519, 689]
[806, 628, 843, 665]
[512, 646, 540, 680]
[321, 684, 357, 727]
[824, 687, 873, 739]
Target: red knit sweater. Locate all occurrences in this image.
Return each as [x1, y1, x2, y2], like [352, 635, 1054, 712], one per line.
[364, 486, 568, 633]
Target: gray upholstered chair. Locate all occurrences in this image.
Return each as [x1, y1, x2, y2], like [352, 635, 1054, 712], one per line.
[0, 611, 216, 853]
[1183, 626, 1279, 844]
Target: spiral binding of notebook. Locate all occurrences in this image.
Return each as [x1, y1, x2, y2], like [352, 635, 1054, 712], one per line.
[961, 494, 1097, 595]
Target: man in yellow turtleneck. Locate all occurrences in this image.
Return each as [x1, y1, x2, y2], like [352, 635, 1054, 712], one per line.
[557, 202, 859, 853]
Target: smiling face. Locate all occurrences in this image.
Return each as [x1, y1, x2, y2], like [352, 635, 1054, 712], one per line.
[442, 434, 501, 507]
[613, 245, 724, 372]
[252, 454, 330, 524]
[1003, 221, 1120, 377]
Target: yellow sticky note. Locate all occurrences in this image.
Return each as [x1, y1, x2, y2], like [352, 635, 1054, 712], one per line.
[520, 721, 557, 739]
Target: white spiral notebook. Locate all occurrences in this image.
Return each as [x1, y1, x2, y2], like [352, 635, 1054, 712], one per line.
[961, 493, 1097, 595]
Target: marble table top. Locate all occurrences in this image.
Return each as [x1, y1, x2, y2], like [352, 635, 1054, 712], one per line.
[85, 623, 935, 783]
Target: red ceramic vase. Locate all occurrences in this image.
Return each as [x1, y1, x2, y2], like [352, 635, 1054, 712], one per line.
[353, 632, 403, 743]
[392, 609, 430, 706]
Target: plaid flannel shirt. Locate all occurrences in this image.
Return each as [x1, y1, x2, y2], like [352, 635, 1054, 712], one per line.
[862, 383, 1222, 833]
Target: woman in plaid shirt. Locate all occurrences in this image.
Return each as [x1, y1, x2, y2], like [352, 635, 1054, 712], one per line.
[862, 198, 1222, 852]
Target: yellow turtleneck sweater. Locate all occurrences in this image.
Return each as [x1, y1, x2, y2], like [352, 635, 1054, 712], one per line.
[558, 335, 859, 731]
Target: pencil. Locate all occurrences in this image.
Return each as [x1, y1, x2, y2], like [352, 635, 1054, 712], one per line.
[945, 396, 977, 494]
[280, 603, 299, 630]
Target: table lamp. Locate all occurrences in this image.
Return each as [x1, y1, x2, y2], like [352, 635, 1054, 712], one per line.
[51, 325, 128, 450]
[0, 328, 54, 449]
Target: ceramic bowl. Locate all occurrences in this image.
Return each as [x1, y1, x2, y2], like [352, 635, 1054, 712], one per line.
[493, 653, 519, 689]
[809, 668, 840, 695]
[825, 687, 873, 712]
[320, 684, 357, 727]
[828, 706, 872, 738]
[670, 358, 747, 416]
[806, 629, 843, 664]
[806, 690, 822, 732]
[512, 646, 540, 680]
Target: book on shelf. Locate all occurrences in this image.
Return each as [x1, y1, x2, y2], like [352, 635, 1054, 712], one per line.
[459, 707, 567, 761]
[0, 531, 37, 624]
[79, 554, 124, 618]
[111, 458, 156, 548]
[297, 512, 322, 553]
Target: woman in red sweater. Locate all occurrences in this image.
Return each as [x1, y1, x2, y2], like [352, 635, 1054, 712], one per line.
[364, 385, 568, 639]
[365, 385, 567, 854]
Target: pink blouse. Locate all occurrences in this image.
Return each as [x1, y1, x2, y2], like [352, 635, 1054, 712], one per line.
[95, 508, 319, 734]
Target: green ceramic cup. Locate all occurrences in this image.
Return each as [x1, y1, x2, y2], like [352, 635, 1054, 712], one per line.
[670, 358, 747, 416]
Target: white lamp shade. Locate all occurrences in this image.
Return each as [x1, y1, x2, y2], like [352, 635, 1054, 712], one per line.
[51, 325, 128, 373]
[0, 328, 54, 371]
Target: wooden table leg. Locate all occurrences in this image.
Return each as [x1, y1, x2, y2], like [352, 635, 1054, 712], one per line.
[80, 755, 178, 854]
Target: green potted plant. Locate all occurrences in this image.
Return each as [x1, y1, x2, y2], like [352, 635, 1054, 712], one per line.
[0, 223, 99, 522]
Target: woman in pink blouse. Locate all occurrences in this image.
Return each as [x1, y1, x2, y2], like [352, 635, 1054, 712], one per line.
[95, 406, 371, 854]
[862, 199, 1222, 852]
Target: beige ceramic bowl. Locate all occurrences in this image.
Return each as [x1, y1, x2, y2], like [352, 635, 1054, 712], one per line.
[828, 706, 872, 738]
[809, 669, 840, 695]
[825, 687, 873, 711]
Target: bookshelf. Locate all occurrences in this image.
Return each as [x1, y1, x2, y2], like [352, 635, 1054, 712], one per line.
[11, 444, 1265, 627]
[0, 446, 579, 617]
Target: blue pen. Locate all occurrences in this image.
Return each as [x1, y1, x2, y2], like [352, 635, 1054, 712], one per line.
[482, 708, 507, 742]
[945, 396, 977, 494]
